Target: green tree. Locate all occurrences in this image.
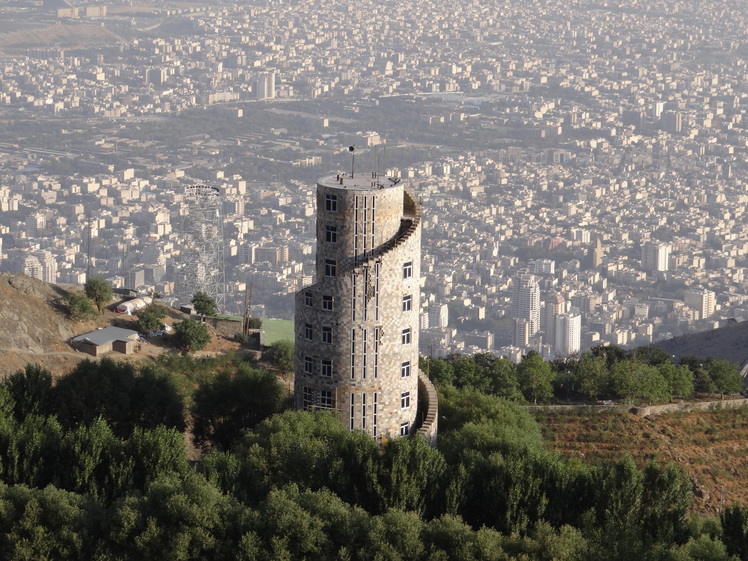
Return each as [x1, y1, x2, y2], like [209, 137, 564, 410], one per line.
[587, 456, 646, 560]
[379, 435, 448, 517]
[0, 414, 63, 487]
[104, 473, 231, 561]
[721, 504, 748, 561]
[62, 292, 98, 321]
[630, 346, 672, 366]
[640, 462, 692, 546]
[84, 277, 113, 314]
[191, 291, 218, 317]
[516, 351, 555, 405]
[191, 363, 286, 451]
[0, 483, 90, 560]
[51, 358, 185, 438]
[488, 357, 524, 402]
[574, 355, 609, 401]
[173, 319, 211, 352]
[425, 357, 455, 387]
[4, 364, 53, 420]
[58, 416, 123, 501]
[610, 361, 669, 404]
[136, 302, 169, 332]
[659, 362, 694, 400]
[707, 359, 742, 399]
[264, 340, 294, 374]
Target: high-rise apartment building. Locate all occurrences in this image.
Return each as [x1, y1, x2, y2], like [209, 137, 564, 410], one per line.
[428, 301, 449, 329]
[294, 173, 423, 439]
[555, 312, 581, 356]
[641, 241, 670, 273]
[684, 288, 716, 320]
[256, 72, 276, 100]
[544, 292, 568, 351]
[511, 273, 540, 343]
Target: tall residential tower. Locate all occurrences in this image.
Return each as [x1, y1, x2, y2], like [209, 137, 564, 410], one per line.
[294, 173, 424, 439]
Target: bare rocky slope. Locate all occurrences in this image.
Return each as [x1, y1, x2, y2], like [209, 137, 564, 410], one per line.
[653, 321, 748, 369]
[0, 274, 107, 377]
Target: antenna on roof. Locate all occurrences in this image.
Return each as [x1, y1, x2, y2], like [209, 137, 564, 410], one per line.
[374, 144, 379, 180]
[349, 145, 355, 178]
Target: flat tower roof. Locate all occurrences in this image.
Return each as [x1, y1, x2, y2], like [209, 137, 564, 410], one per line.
[319, 173, 402, 191]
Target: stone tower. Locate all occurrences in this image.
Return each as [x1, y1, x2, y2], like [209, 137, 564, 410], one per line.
[294, 172, 422, 439]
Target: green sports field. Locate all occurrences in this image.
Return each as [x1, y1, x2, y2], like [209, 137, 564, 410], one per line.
[263, 319, 294, 345]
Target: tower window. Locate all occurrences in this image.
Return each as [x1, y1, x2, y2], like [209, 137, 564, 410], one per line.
[304, 292, 313, 307]
[304, 356, 313, 374]
[320, 390, 333, 409]
[401, 391, 410, 409]
[322, 295, 333, 311]
[401, 361, 411, 378]
[325, 259, 337, 277]
[304, 323, 313, 340]
[403, 261, 413, 279]
[302, 387, 313, 409]
[401, 328, 411, 345]
[326, 225, 338, 243]
[402, 294, 412, 312]
[321, 359, 333, 377]
[322, 326, 332, 344]
[325, 194, 338, 212]
[400, 423, 409, 436]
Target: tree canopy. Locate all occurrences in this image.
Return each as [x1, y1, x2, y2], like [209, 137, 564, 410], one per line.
[62, 292, 98, 321]
[83, 278, 113, 314]
[173, 319, 211, 352]
[191, 291, 218, 317]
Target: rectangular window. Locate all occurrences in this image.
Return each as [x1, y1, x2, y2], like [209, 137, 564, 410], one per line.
[362, 393, 366, 429]
[322, 295, 333, 311]
[373, 392, 378, 436]
[401, 391, 410, 409]
[403, 261, 413, 279]
[401, 361, 411, 378]
[304, 356, 313, 374]
[303, 387, 313, 409]
[325, 194, 337, 212]
[322, 326, 332, 344]
[321, 359, 333, 377]
[351, 273, 356, 321]
[351, 329, 356, 379]
[362, 328, 367, 379]
[402, 294, 412, 312]
[325, 259, 337, 277]
[350, 393, 355, 430]
[320, 390, 333, 409]
[304, 291, 313, 307]
[304, 323, 313, 341]
[400, 422, 409, 436]
[401, 328, 411, 345]
[325, 225, 338, 243]
[373, 328, 379, 379]
[374, 262, 380, 321]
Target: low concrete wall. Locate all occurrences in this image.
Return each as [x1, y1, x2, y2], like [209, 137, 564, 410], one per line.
[630, 398, 748, 417]
[527, 398, 748, 417]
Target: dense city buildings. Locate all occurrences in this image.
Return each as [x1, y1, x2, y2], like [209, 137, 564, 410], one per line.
[294, 173, 422, 438]
[0, 0, 747, 359]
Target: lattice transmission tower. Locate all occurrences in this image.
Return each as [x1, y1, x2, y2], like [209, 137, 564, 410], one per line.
[175, 185, 226, 312]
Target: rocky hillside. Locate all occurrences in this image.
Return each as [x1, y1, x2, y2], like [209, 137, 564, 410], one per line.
[654, 321, 748, 368]
[0, 274, 111, 377]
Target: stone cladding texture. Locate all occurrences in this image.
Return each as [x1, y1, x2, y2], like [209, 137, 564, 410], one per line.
[294, 174, 421, 439]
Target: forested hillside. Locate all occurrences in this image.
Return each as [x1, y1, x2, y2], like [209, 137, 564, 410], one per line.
[0, 349, 747, 560]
